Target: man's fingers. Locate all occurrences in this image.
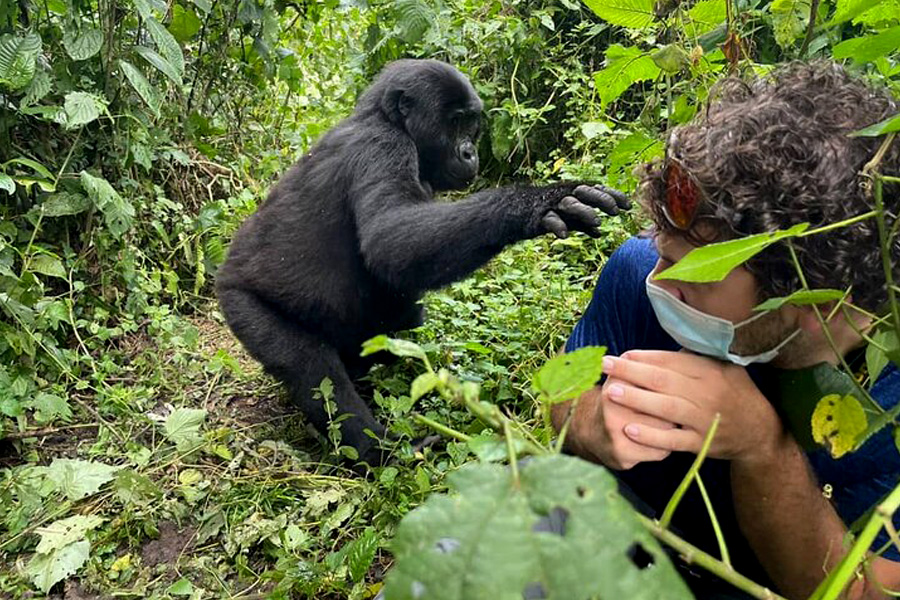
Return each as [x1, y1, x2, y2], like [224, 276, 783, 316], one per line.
[603, 354, 696, 395]
[541, 211, 569, 238]
[623, 423, 702, 453]
[606, 382, 702, 429]
[573, 185, 618, 214]
[619, 349, 719, 379]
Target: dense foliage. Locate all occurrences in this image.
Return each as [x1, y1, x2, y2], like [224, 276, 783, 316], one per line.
[0, 0, 898, 597]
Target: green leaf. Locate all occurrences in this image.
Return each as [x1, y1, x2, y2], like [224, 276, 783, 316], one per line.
[850, 112, 900, 137]
[44, 458, 119, 500]
[467, 433, 530, 462]
[654, 223, 809, 283]
[21, 70, 52, 106]
[866, 330, 900, 384]
[0, 173, 14, 194]
[119, 60, 161, 117]
[829, 0, 887, 24]
[532, 346, 607, 404]
[167, 578, 194, 596]
[80, 171, 135, 238]
[5, 157, 55, 181]
[606, 131, 664, 187]
[754, 289, 845, 311]
[145, 16, 184, 77]
[0, 33, 41, 90]
[384, 456, 692, 600]
[29, 255, 67, 279]
[35, 515, 104, 554]
[163, 407, 207, 451]
[580, 121, 612, 139]
[347, 527, 379, 583]
[62, 26, 103, 61]
[812, 393, 868, 458]
[582, 0, 655, 29]
[687, 0, 726, 35]
[651, 44, 689, 73]
[63, 91, 106, 129]
[361, 335, 427, 362]
[39, 192, 91, 217]
[593, 45, 661, 108]
[770, 0, 811, 49]
[411, 371, 440, 401]
[30, 393, 72, 424]
[27, 540, 90, 593]
[832, 26, 900, 63]
[169, 4, 202, 42]
[134, 46, 183, 87]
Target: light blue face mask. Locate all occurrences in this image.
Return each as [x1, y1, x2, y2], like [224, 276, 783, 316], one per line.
[645, 274, 800, 366]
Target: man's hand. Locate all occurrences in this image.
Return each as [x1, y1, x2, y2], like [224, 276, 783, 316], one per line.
[602, 350, 784, 463]
[556, 375, 676, 470]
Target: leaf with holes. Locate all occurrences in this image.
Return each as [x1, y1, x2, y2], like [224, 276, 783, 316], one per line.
[655, 223, 809, 283]
[43, 458, 120, 501]
[27, 540, 90, 593]
[532, 346, 607, 404]
[0, 33, 41, 90]
[62, 26, 103, 61]
[35, 515, 104, 554]
[582, 0, 655, 29]
[384, 455, 691, 600]
[812, 393, 868, 458]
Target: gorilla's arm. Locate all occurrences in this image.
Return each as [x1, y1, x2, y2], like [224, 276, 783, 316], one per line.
[355, 180, 588, 293]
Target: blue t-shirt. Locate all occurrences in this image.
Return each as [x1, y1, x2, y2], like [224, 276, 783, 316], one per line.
[567, 236, 900, 570]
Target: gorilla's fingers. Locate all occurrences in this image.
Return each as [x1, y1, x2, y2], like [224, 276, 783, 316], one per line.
[542, 211, 569, 239]
[595, 185, 631, 210]
[572, 185, 621, 215]
[558, 196, 600, 230]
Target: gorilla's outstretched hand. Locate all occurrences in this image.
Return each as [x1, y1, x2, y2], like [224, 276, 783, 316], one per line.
[541, 185, 631, 239]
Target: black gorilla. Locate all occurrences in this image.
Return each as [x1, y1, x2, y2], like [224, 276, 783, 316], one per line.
[216, 59, 628, 465]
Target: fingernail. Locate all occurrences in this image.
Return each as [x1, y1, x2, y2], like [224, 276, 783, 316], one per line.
[607, 384, 624, 399]
[602, 356, 615, 374]
[624, 424, 640, 438]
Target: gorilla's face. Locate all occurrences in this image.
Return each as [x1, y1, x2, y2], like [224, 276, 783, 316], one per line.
[396, 65, 484, 191]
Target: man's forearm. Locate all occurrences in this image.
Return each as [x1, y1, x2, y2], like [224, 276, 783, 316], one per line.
[731, 432, 857, 598]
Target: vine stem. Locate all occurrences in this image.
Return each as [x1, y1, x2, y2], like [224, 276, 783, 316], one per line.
[696, 473, 731, 567]
[659, 413, 720, 528]
[413, 415, 471, 443]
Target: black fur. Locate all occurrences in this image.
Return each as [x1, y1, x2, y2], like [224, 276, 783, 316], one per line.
[216, 59, 628, 465]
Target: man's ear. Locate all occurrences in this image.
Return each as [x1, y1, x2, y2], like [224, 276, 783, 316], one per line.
[381, 88, 412, 125]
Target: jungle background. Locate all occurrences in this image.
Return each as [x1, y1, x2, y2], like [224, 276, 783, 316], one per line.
[1, 0, 899, 598]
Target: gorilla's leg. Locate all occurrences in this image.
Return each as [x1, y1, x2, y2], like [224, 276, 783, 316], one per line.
[218, 288, 387, 464]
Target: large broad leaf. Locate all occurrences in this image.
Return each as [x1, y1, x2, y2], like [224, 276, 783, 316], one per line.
[119, 60, 161, 117]
[29, 255, 67, 279]
[134, 46, 183, 87]
[0, 173, 14, 194]
[26, 540, 90, 594]
[776, 363, 869, 450]
[770, 0, 811, 49]
[63, 91, 107, 129]
[686, 0, 726, 35]
[163, 407, 208, 451]
[169, 4, 202, 42]
[654, 223, 809, 283]
[829, 0, 888, 24]
[43, 458, 120, 501]
[80, 171, 135, 238]
[22, 70, 52, 106]
[582, 0, 656, 29]
[832, 26, 900, 63]
[851, 112, 900, 137]
[532, 346, 606, 404]
[383, 456, 692, 600]
[593, 45, 661, 108]
[39, 192, 91, 217]
[0, 33, 41, 90]
[62, 26, 103, 61]
[35, 515, 104, 554]
[606, 131, 664, 187]
[145, 16, 184, 77]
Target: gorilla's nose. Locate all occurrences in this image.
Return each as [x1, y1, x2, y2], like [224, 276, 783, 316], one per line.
[461, 147, 476, 162]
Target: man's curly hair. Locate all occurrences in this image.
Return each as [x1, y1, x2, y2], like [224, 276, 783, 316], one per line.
[639, 61, 900, 313]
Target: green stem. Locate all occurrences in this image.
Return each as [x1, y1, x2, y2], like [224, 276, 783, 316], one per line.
[797, 210, 877, 238]
[873, 176, 900, 349]
[504, 420, 520, 485]
[414, 414, 471, 443]
[554, 397, 580, 454]
[696, 473, 731, 567]
[637, 514, 787, 600]
[660, 414, 720, 528]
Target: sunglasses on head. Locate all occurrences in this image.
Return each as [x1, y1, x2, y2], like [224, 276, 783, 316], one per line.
[662, 157, 704, 231]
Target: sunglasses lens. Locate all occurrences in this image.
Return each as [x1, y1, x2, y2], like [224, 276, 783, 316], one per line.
[664, 161, 701, 230]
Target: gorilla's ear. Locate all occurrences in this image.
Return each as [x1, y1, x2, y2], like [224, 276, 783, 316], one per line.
[382, 88, 413, 126]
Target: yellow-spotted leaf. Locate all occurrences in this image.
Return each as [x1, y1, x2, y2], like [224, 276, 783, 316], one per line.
[812, 393, 868, 458]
